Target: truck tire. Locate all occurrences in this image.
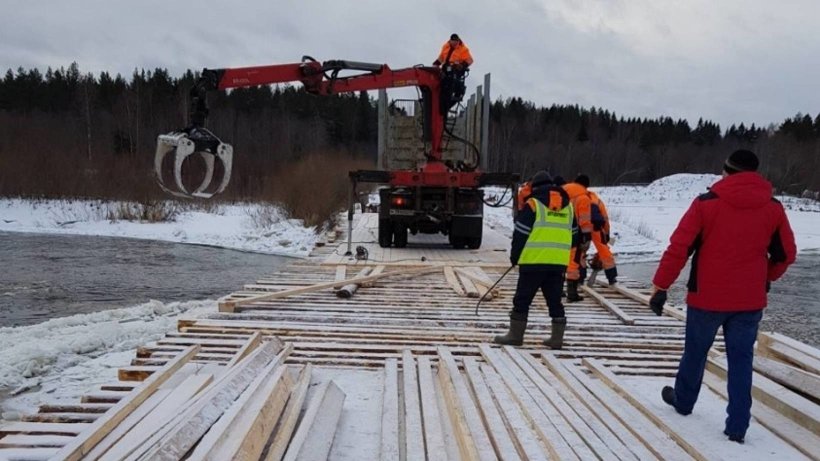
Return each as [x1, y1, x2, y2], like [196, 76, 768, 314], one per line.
[393, 224, 408, 248]
[378, 219, 393, 248]
[467, 236, 482, 249]
[449, 233, 466, 249]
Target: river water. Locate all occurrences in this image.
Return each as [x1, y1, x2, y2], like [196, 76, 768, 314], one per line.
[0, 232, 292, 327]
[1, 232, 817, 346]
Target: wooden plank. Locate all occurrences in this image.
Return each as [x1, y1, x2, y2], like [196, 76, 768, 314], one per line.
[761, 332, 820, 360]
[580, 285, 635, 325]
[52, 345, 200, 461]
[0, 434, 72, 448]
[753, 355, 820, 402]
[759, 334, 820, 375]
[128, 342, 287, 461]
[479, 345, 579, 461]
[436, 347, 497, 461]
[336, 267, 372, 299]
[220, 266, 440, 311]
[443, 266, 465, 296]
[282, 380, 346, 461]
[264, 365, 313, 461]
[454, 267, 496, 288]
[706, 356, 819, 435]
[609, 284, 686, 320]
[0, 423, 91, 436]
[0, 448, 58, 460]
[417, 356, 448, 460]
[225, 331, 263, 369]
[702, 372, 820, 460]
[461, 358, 526, 460]
[379, 359, 400, 461]
[456, 271, 480, 298]
[335, 265, 347, 282]
[583, 358, 710, 461]
[197, 367, 293, 461]
[360, 265, 385, 288]
[402, 350, 425, 461]
[540, 353, 657, 461]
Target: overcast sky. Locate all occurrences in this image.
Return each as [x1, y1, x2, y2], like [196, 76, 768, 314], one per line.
[2, 0, 818, 128]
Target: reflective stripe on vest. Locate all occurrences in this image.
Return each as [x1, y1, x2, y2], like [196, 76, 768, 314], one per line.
[519, 199, 573, 266]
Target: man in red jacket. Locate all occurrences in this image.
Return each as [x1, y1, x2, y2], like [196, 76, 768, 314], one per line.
[650, 149, 796, 444]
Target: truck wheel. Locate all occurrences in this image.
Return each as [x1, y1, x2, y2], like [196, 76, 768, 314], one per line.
[449, 234, 465, 249]
[378, 219, 393, 248]
[393, 224, 408, 248]
[467, 236, 482, 249]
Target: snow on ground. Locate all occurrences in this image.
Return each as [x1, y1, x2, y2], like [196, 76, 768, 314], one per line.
[485, 173, 820, 263]
[0, 199, 317, 257]
[0, 299, 215, 417]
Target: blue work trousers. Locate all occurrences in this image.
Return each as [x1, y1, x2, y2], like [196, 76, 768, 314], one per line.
[674, 306, 762, 437]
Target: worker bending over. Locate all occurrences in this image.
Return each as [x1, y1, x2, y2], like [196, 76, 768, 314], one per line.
[576, 175, 618, 284]
[495, 171, 575, 349]
[562, 175, 594, 301]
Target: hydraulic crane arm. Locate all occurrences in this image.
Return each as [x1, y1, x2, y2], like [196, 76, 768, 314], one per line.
[156, 57, 449, 198]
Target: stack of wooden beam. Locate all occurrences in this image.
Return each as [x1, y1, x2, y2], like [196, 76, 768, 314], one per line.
[0, 339, 347, 461]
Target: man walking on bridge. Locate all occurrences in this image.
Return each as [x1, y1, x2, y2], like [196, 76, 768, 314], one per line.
[495, 171, 575, 349]
[649, 149, 796, 444]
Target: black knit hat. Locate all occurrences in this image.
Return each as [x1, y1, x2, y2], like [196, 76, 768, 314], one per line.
[575, 174, 590, 188]
[531, 170, 552, 188]
[552, 175, 566, 186]
[450, 33, 460, 41]
[724, 149, 759, 174]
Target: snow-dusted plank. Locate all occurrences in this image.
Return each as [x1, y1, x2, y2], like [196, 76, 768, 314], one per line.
[461, 358, 525, 460]
[0, 447, 57, 460]
[479, 344, 579, 461]
[0, 434, 72, 448]
[504, 348, 621, 461]
[581, 285, 635, 325]
[583, 358, 711, 461]
[455, 271, 480, 298]
[335, 265, 347, 282]
[282, 380, 346, 461]
[761, 332, 820, 360]
[443, 266, 465, 296]
[608, 284, 687, 321]
[95, 374, 212, 461]
[0, 422, 91, 436]
[379, 359, 400, 461]
[52, 345, 200, 461]
[540, 353, 657, 461]
[707, 356, 819, 435]
[360, 265, 385, 288]
[417, 356, 448, 460]
[701, 372, 819, 460]
[264, 365, 313, 461]
[336, 267, 372, 299]
[127, 342, 286, 461]
[436, 347, 497, 461]
[753, 355, 820, 402]
[192, 364, 292, 461]
[758, 335, 820, 375]
[225, 331, 263, 368]
[401, 351, 425, 461]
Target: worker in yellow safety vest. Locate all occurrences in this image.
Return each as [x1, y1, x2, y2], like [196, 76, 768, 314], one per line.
[494, 171, 576, 349]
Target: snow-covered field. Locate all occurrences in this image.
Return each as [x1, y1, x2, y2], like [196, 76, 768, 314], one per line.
[1, 173, 818, 415]
[0, 199, 318, 257]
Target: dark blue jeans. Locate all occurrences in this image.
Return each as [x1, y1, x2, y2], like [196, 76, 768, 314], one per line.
[512, 270, 566, 319]
[674, 306, 762, 437]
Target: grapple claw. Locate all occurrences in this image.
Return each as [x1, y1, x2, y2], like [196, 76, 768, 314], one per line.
[154, 128, 232, 199]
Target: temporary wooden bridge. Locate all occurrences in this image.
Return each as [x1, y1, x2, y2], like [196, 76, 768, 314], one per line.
[1, 214, 819, 460]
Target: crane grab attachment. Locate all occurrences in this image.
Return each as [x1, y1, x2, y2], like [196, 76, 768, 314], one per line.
[154, 127, 233, 199]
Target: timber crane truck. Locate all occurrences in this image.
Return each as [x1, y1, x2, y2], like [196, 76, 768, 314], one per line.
[155, 56, 519, 250]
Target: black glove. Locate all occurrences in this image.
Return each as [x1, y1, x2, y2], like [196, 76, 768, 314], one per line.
[433, 60, 441, 66]
[649, 290, 667, 316]
[602, 232, 610, 244]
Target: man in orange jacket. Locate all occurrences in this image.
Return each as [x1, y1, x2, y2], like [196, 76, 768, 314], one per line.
[562, 176, 593, 301]
[575, 174, 618, 284]
[434, 34, 474, 114]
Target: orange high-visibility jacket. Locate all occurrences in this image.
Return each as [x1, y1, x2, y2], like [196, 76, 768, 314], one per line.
[587, 190, 611, 234]
[562, 183, 593, 233]
[517, 182, 532, 210]
[436, 41, 473, 67]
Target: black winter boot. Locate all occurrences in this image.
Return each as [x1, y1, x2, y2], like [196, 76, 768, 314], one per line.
[543, 317, 567, 349]
[605, 267, 618, 285]
[494, 312, 527, 346]
[566, 281, 583, 302]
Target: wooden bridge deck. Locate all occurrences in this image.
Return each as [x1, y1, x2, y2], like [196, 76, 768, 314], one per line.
[1, 213, 818, 460]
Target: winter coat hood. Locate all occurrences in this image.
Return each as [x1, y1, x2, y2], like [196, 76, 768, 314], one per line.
[709, 172, 773, 210]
